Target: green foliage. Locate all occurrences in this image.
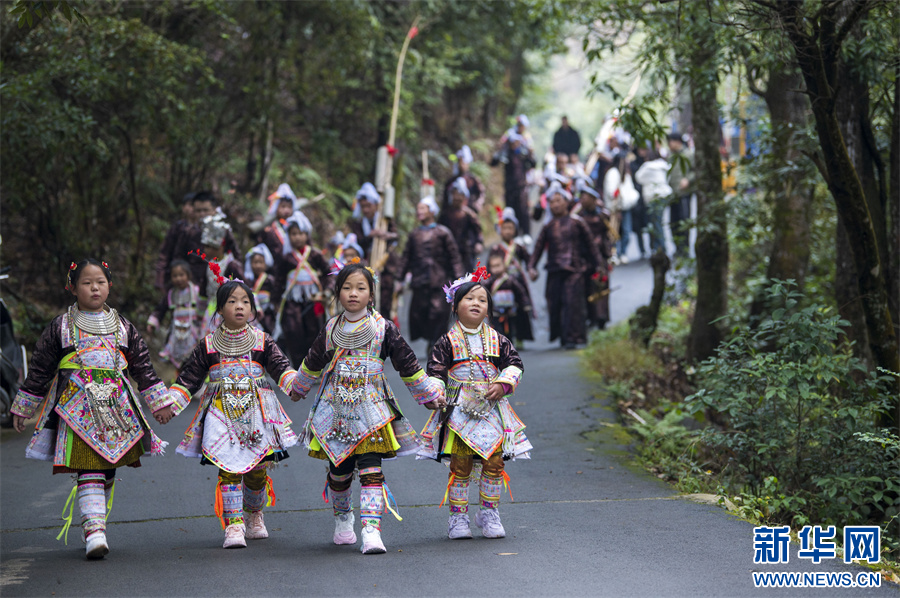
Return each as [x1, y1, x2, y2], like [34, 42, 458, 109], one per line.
[583, 321, 665, 387]
[684, 281, 898, 527]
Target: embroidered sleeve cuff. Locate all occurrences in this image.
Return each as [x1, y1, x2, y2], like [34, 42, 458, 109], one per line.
[167, 385, 192, 416]
[147, 314, 161, 329]
[11, 389, 44, 419]
[291, 361, 322, 396]
[141, 381, 171, 413]
[277, 369, 298, 395]
[402, 370, 445, 405]
[495, 366, 523, 393]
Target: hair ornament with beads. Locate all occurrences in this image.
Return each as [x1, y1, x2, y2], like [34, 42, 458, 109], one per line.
[442, 262, 491, 304]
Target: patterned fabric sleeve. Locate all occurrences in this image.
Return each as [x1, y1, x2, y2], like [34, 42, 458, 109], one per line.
[167, 341, 212, 416]
[291, 327, 328, 396]
[262, 334, 297, 394]
[494, 334, 524, 392]
[425, 335, 453, 385]
[122, 318, 169, 412]
[11, 316, 64, 419]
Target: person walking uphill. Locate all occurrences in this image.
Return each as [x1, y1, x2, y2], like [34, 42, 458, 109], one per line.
[11, 260, 171, 560]
[552, 116, 582, 161]
[528, 182, 602, 349]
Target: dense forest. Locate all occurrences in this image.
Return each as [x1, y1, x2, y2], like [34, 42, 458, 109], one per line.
[1, 0, 898, 560]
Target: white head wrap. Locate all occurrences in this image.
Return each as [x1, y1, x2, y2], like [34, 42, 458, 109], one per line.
[517, 114, 530, 128]
[456, 145, 473, 164]
[284, 211, 313, 254]
[342, 233, 365, 258]
[419, 195, 440, 216]
[244, 243, 275, 280]
[267, 183, 300, 216]
[546, 181, 572, 202]
[352, 182, 381, 219]
[450, 177, 470, 199]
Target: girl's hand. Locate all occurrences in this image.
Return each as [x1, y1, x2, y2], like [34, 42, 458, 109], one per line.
[13, 414, 26, 433]
[528, 268, 539, 282]
[486, 383, 505, 402]
[290, 391, 306, 402]
[154, 406, 175, 425]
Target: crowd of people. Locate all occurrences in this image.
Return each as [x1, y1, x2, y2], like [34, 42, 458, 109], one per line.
[8, 111, 694, 561]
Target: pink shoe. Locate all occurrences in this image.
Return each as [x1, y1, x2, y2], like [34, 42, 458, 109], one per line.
[223, 523, 247, 548]
[360, 525, 386, 554]
[334, 512, 357, 545]
[245, 511, 268, 540]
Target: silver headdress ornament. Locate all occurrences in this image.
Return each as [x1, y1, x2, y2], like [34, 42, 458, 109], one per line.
[200, 209, 232, 247]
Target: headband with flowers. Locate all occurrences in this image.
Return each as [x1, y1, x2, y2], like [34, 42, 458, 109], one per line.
[442, 262, 491, 304]
[329, 256, 379, 284]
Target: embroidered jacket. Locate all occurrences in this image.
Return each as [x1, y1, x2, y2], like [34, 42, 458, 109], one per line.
[168, 328, 298, 474]
[11, 313, 169, 465]
[419, 323, 531, 461]
[292, 312, 442, 465]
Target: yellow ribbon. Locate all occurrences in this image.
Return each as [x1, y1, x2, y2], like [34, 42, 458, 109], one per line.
[56, 485, 78, 545]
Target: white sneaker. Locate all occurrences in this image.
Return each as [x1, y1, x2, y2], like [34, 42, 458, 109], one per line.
[448, 513, 473, 540]
[474, 508, 506, 538]
[223, 523, 247, 549]
[334, 512, 357, 545]
[359, 524, 386, 554]
[85, 532, 109, 559]
[244, 511, 268, 540]
[619, 255, 630, 265]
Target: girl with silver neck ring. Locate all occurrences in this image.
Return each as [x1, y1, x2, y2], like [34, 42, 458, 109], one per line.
[161, 278, 301, 550]
[291, 260, 443, 554]
[418, 266, 532, 541]
[11, 259, 171, 560]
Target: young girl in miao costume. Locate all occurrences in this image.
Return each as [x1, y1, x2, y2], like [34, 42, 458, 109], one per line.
[146, 259, 201, 377]
[11, 259, 171, 559]
[291, 260, 444, 554]
[162, 272, 301, 549]
[418, 264, 531, 540]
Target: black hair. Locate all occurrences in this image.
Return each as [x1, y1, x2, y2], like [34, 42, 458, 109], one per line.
[334, 263, 376, 310]
[278, 196, 294, 204]
[452, 281, 493, 321]
[192, 190, 217, 206]
[169, 259, 193, 281]
[666, 132, 684, 143]
[215, 280, 258, 321]
[67, 258, 113, 290]
[182, 191, 197, 204]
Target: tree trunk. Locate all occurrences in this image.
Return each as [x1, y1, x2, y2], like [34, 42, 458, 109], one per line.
[630, 249, 671, 347]
[889, 65, 900, 333]
[687, 23, 728, 363]
[749, 69, 813, 319]
[774, 2, 899, 428]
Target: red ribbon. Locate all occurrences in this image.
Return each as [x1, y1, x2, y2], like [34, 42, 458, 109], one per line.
[408, 26, 419, 40]
[386, 144, 398, 157]
[422, 178, 434, 186]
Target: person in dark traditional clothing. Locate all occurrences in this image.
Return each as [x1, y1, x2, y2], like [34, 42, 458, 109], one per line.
[397, 196, 464, 355]
[552, 116, 582, 161]
[274, 211, 331, 368]
[154, 192, 195, 290]
[196, 212, 244, 333]
[493, 117, 536, 236]
[439, 177, 484, 273]
[488, 207, 534, 345]
[487, 253, 532, 344]
[244, 244, 277, 334]
[174, 191, 242, 298]
[528, 182, 601, 349]
[257, 183, 302, 272]
[346, 182, 401, 320]
[574, 181, 613, 330]
[442, 145, 486, 213]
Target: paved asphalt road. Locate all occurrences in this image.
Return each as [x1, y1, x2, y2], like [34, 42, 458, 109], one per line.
[2, 230, 897, 597]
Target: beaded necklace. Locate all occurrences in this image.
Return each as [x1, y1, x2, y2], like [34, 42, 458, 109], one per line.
[457, 321, 493, 418]
[211, 323, 256, 356]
